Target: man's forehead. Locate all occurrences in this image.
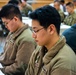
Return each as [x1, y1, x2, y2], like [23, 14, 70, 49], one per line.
[2, 18, 9, 22]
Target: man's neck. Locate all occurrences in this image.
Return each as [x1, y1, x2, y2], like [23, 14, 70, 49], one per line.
[45, 35, 60, 51]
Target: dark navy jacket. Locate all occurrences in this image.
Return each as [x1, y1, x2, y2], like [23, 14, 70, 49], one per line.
[62, 24, 76, 53]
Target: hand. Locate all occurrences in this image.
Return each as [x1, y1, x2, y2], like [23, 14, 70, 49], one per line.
[0, 68, 5, 73]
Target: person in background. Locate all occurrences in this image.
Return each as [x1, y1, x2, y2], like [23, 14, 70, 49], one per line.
[73, 0, 76, 6]
[64, 2, 76, 26]
[59, 0, 66, 12]
[62, 24, 76, 53]
[49, 0, 64, 12]
[25, 5, 76, 75]
[72, 0, 76, 12]
[18, 0, 33, 17]
[54, 0, 65, 22]
[0, 4, 36, 75]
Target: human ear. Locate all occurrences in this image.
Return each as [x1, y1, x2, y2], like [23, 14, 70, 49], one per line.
[13, 16, 18, 22]
[48, 24, 55, 34]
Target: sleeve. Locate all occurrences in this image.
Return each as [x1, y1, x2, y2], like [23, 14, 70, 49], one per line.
[4, 41, 36, 74]
[51, 67, 75, 75]
[71, 17, 76, 25]
[25, 46, 40, 75]
[59, 12, 65, 22]
[25, 52, 35, 75]
[63, 17, 67, 24]
[50, 58, 76, 75]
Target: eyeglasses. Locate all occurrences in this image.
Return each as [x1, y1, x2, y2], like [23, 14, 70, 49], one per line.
[32, 28, 44, 34]
[3, 18, 13, 26]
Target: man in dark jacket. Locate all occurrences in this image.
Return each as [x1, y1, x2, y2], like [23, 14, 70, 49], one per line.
[62, 24, 76, 53]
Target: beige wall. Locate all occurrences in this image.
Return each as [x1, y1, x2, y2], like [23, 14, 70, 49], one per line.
[0, 0, 9, 8]
[0, 0, 72, 9]
[29, 0, 73, 10]
[31, 1, 52, 10]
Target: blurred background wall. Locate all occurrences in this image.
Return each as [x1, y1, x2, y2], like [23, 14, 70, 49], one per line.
[0, 0, 73, 10]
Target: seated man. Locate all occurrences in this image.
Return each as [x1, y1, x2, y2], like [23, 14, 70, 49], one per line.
[62, 24, 76, 53]
[49, 0, 64, 12]
[54, 1, 65, 22]
[0, 4, 36, 75]
[73, 0, 76, 6]
[25, 5, 76, 75]
[59, 0, 66, 12]
[63, 2, 76, 26]
[18, 0, 33, 17]
[73, 0, 76, 13]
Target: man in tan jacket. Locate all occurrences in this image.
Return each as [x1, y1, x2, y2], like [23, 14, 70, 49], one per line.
[54, 0, 65, 22]
[25, 5, 76, 75]
[18, 0, 33, 17]
[64, 2, 76, 26]
[0, 4, 36, 75]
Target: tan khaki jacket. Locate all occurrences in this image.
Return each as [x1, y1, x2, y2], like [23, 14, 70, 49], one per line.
[64, 12, 76, 26]
[0, 24, 36, 75]
[25, 36, 76, 75]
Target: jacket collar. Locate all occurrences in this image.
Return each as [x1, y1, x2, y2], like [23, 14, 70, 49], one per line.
[40, 36, 66, 64]
[7, 24, 29, 40]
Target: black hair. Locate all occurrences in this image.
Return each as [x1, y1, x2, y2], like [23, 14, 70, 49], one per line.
[29, 5, 61, 34]
[66, 2, 74, 7]
[0, 4, 22, 21]
[60, 1, 65, 3]
[8, 0, 19, 5]
[59, 0, 65, 3]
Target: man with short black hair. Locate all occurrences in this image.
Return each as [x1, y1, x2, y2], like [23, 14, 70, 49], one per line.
[0, 4, 36, 75]
[64, 2, 76, 26]
[25, 5, 76, 75]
